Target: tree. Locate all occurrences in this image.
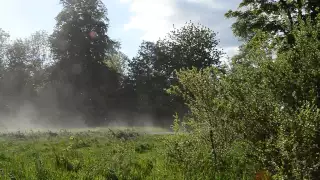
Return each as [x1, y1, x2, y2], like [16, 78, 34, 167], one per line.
[226, 0, 320, 42]
[4, 39, 32, 98]
[105, 49, 129, 76]
[127, 22, 223, 124]
[225, 17, 320, 178]
[49, 0, 120, 125]
[157, 21, 223, 76]
[0, 29, 9, 91]
[24, 31, 53, 93]
[128, 41, 166, 117]
[0, 29, 9, 63]
[0, 29, 11, 113]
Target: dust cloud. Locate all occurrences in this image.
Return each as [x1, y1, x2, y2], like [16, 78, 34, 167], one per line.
[0, 102, 88, 132]
[0, 102, 170, 133]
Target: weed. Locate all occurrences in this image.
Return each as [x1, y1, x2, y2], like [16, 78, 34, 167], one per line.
[12, 131, 26, 139]
[34, 154, 51, 180]
[0, 153, 10, 161]
[54, 153, 81, 172]
[109, 129, 140, 140]
[48, 131, 58, 137]
[105, 169, 118, 180]
[135, 143, 152, 153]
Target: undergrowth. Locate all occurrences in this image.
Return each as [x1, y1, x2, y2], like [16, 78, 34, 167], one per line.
[0, 128, 262, 179]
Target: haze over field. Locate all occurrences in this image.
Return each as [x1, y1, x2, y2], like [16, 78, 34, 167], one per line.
[0, 102, 162, 131]
[0, 0, 240, 131]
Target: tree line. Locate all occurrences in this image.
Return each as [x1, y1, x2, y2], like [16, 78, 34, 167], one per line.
[0, 0, 223, 127]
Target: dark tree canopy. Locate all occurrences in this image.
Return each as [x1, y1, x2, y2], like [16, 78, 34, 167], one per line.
[126, 22, 223, 124]
[49, 0, 121, 125]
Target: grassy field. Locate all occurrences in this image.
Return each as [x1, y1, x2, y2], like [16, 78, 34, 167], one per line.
[0, 127, 178, 180]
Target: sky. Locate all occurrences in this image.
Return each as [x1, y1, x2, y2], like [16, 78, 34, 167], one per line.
[0, 0, 241, 60]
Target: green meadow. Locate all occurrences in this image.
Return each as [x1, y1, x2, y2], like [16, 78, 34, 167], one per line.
[0, 128, 179, 180]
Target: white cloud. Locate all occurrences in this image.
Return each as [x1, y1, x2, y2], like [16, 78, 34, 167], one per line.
[120, 0, 242, 58]
[121, 0, 176, 41]
[224, 46, 240, 58]
[186, 0, 227, 9]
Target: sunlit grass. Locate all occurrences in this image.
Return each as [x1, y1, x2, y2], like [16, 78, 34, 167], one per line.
[0, 127, 258, 179]
[0, 127, 176, 180]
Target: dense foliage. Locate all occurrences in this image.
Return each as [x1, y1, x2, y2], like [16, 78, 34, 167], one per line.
[166, 13, 320, 180]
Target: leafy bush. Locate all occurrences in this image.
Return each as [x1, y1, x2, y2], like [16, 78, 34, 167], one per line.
[166, 16, 320, 179]
[262, 103, 320, 179]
